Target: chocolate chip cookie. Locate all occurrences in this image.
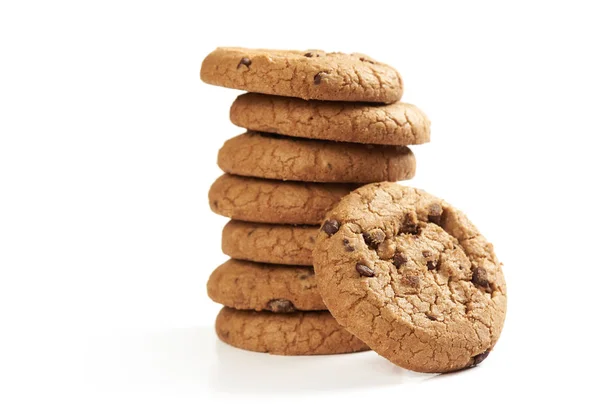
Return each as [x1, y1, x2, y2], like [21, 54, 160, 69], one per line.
[218, 132, 416, 183]
[215, 307, 370, 355]
[230, 93, 431, 146]
[209, 174, 357, 225]
[313, 183, 507, 373]
[207, 259, 325, 311]
[201, 47, 403, 103]
[222, 220, 317, 266]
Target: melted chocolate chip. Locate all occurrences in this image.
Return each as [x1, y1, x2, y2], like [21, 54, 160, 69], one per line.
[393, 252, 408, 268]
[427, 260, 438, 270]
[304, 52, 314, 57]
[428, 203, 443, 225]
[359, 57, 375, 64]
[321, 219, 340, 236]
[355, 264, 375, 277]
[404, 275, 420, 287]
[471, 267, 489, 287]
[426, 313, 438, 321]
[363, 230, 386, 249]
[314, 72, 324, 85]
[472, 349, 490, 366]
[267, 299, 296, 313]
[342, 238, 355, 252]
[237, 57, 252, 69]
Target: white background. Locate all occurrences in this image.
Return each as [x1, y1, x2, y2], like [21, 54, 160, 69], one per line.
[1, 0, 599, 416]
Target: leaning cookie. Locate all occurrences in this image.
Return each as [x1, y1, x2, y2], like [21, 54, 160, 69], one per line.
[313, 183, 507, 373]
[215, 307, 370, 355]
[222, 221, 317, 266]
[231, 93, 430, 146]
[209, 174, 358, 225]
[201, 47, 402, 103]
[218, 132, 416, 183]
[207, 259, 325, 311]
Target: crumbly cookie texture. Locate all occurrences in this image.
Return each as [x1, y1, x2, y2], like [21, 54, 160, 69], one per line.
[201, 47, 402, 103]
[218, 132, 416, 183]
[215, 307, 370, 355]
[207, 259, 325, 311]
[231, 93, 430, 146]
[222, 220, 317, 266]
[208, 174, 358, 225]
[313, 183, 507, 373]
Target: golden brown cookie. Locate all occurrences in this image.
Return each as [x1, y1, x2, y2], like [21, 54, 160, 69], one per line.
[217, 132, 416, 183]
[230, 93, 431, 146]
[207, 259, 325, 311]
[222, 220, 317, 266]
[215, 307, 370, 355]
[313, 183, 507, 373]
[208, 174, 357, 225]
[200, 47, 402, 103]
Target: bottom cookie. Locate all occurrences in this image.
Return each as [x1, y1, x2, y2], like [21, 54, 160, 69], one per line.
[215, 307, 370, 355]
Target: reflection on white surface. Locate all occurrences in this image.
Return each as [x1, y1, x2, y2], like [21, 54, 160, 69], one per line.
[85, 326, 436, 393]
[211, 339, 436, 393]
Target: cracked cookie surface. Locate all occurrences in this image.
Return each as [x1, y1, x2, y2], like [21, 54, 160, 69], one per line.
[207, 259, 325, 311]
[313, 183, 507, 373]
[231, 93, 430, 146]
[222, 220, 317, 266]
[215, 307, 370, 355]
[218, 132, 416, 183]
[209, 174, 358, 225]
[201, 47, 403, 103]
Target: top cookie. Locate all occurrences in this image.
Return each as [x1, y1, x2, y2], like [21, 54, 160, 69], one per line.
[231, 93, 430, 146]
[200, 47, 403, 103]
[313, 183, 507, 373]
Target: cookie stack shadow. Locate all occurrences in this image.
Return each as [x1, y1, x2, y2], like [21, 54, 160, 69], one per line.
[201, 47, 431, 356]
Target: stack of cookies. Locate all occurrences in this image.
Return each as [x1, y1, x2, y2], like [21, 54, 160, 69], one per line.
[200, 47, 431, 356]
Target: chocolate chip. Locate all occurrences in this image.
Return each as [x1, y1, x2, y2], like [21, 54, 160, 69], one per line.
[401, 212, 421, 235]
[428, 203, 443, 225]
[299, 271, 313, 280]
[355, 263, 375, 277]
[304, 52, 320, 58]
[314, 72, 324, 85]
[362, 229, 386, 249]
[237, 57, 252, 69]
[471, 267, 489, 287]
[359, 57, 375, 64]
[342, 238, 355, 252]
[472, 349, 490, 366]
[267, 299, 296, 313]
[321, 219, 340, 236]
[427, 260, 438, 270]
[404, 275, 420, 287]
[426, 313, 438, 321]
[393, 252, 408, 268]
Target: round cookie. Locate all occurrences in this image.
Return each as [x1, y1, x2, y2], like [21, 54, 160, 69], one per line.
[200, 47, 402, 103]
[222, 220, 317, 266]
[231, 93, 431, 146]
[207, 259, 325, 311]
[313, 183, 507, 373]
[215, 307, 370, 355]
[218, 132, 416, 183]
[209, 174, 357, 225]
